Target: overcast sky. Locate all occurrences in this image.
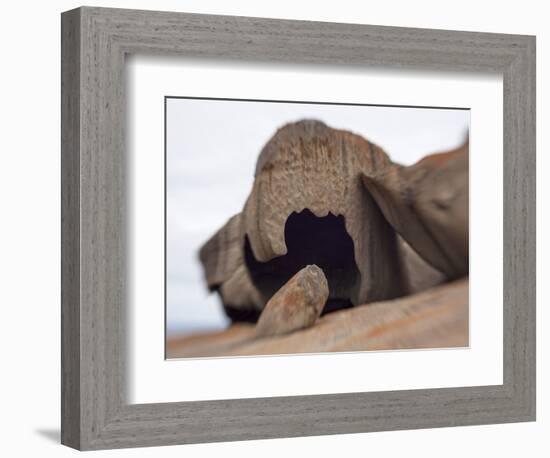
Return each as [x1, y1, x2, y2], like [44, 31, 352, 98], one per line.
[166, 98, 469, 336]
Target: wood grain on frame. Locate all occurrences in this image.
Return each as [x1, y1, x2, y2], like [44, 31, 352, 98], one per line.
[61, 6, 535, 450]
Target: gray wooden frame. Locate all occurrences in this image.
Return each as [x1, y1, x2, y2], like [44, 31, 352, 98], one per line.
[61, 6, 536, 450]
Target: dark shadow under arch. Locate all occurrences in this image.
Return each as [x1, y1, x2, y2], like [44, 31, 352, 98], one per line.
[245, 209, 360, 316]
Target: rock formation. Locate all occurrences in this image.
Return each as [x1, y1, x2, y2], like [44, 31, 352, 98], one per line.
[198, 119, 468, 323]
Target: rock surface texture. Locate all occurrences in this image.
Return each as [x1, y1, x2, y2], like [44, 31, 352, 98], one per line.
[362, 141, 469, 279]
[255, 265, 329, 338]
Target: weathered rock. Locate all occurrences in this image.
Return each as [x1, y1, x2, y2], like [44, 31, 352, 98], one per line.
[166, 278, 469, 358]
[397, 236, 446, 293]
[198, 213, 244, 289]
[197, 120, 468, 323]
[198, 213, 263, 319]
[242, 120, 406, 306]
[255, 265, 329, 338]
[219, 265, 263, 322]
[362, 141, 469, 279]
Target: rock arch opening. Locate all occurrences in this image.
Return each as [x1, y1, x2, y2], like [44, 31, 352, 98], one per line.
[244, 209, 360, 315]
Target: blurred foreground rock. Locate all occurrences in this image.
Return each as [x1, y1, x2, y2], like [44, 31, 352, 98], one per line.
[166, 278, 468, 358]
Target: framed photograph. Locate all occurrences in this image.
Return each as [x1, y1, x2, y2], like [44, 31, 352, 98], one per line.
[164, 97, 470, 359]
[61, 6, 535, 450]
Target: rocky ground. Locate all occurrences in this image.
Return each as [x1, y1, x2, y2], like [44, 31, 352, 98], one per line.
[166, 278, 468, 359]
